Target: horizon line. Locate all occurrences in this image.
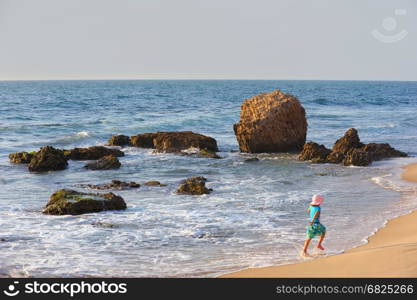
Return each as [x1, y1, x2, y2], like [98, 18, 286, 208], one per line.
[0, 78, 416, 83]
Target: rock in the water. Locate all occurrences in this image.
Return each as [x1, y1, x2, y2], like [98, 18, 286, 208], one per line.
[28, 146, 68, 172]
[332, 128, 364, 155]
[43, 189, 126, 215]
[360, 143, 407, 161]
[177, 176, 211, 195]
[153, 131, 219, 153]
[326, 151, 345, 164]
[245, 157, 259, 162]
[79, 180, 140, 190]
[298, 142, 331, 163]
[9, 151, 36, 164]
[107, 135, 131, 147]
[343, 149, 373, 166]
[233, 90, 307, 153]
[144, 180, 166, 187]
[84, 155, 121, 170]
[64, 146, 124, 160]
[91, 221, 119, 228]
[130, 133, 159, 148]
[197, 149, 222, 159]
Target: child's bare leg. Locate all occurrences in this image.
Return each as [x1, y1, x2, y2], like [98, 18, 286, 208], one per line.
[317, 233, 326, 250]
[302, 238, 312, 255]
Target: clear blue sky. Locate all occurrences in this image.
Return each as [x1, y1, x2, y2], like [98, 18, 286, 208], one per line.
[0, 0, 416, 80]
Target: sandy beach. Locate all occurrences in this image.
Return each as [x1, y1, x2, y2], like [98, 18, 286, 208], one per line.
[222, 163, 417, 278]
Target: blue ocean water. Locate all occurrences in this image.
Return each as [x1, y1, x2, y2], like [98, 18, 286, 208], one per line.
[0, 80, 417, 277]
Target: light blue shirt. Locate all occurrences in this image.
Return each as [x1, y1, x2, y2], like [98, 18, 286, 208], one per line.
[309, 205, 321, 223]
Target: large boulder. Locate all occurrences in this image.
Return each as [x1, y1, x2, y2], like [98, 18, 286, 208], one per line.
[64, 146, 124, 160]
[84, 155, 121, 170]
[28, 146, 68, 172]
[43, 189, 126, 215]
[298, 142, 331, 163]
[9, 151, 36, 164]
[233, 90, 307, 153]
[177, 176, 211, 195]
[107, 135, 131, 147]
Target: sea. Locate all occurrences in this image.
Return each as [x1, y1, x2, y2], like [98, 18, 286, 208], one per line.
[0, 80, 416, 277]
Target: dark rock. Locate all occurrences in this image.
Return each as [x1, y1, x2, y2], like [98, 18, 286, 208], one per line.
[79, 180, 140, 190]
[28, 146, 68, 172]
[84, 155, 121, 170]
[144, 180, 166, 187]
[43, 189, 126, 215]
[107, 135, 131, 147]
[343, 149, 373, 166]
[197, 149, 222, 159]
[153, 131, 219, 153]
[326, 151, 345, 164]
[64, 146, 124, 160]
[360, 143, 407, 161]
[91, 221, 119, 228]
[332, 128, 364, 155]
[244, 157, 259, 162]
[233, 90, 307, 153]
[9, 151, 36, 164]
[130, 133, 159, 148]
[298, 142, 331, 163]
[177, 176, 211, 195]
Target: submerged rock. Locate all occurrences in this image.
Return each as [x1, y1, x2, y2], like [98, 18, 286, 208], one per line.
[28, 146, 68, 172]
[84, 155, 121, 170]
[197, 149, 222, 159]
[43, 189, 126, 215]
[64, 146, 124, 160]
[107, 135, 131, 147]
[79, 180, 140, 190]
[298, 142, 331, 163]
[91, 221, 119, 228]
[233, 90, 307, 153]
[9, 151, 36, 164]
[177, 176, 211, 195]
[144, 180, 166, 187]
[245, 157, 259, 162]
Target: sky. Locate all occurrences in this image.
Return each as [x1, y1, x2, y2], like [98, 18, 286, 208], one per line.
[0, 0, 416, 81]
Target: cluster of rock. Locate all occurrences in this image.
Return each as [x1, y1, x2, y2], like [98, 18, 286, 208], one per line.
[43, 176, 211, 215]
[233, 90, 307, 153]
[298, 128, 407, 166]
[108, 131, 220, 157]
[9, 146, 124, 172]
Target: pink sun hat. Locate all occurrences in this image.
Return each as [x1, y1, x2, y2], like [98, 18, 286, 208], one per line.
[311, 194, 324, 206]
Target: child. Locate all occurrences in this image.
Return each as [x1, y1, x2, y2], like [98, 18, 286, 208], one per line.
[302, 194, 326, 256]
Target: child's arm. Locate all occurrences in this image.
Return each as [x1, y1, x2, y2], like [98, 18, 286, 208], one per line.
[310, 211, 320, 225]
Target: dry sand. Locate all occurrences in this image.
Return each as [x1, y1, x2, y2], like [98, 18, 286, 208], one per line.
[221, 163, 417, 278]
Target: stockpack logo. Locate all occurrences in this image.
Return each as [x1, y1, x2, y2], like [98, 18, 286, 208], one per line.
[3, 281, 20, 297]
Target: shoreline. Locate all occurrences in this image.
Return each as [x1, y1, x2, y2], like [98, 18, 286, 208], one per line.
[221, 163, 417, 278]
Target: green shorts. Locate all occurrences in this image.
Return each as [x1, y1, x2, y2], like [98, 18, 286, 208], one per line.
[306, 222, 326, 239]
